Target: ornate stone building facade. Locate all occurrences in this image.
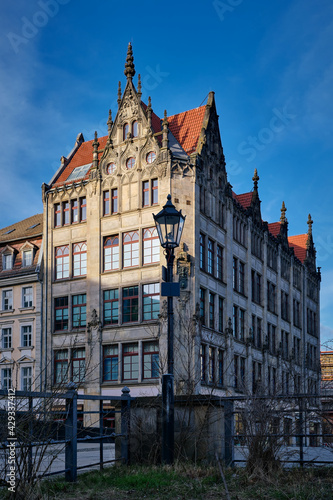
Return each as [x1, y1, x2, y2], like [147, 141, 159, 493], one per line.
[0, 214, 43, 392]
[41, 44, 321, 400]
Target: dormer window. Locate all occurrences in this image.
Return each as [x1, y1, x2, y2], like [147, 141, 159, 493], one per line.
[22, 250, 33, 267]
[123, 123, 129, 141]
[3, 254, 12, 270]
[132, 121, 138, 137]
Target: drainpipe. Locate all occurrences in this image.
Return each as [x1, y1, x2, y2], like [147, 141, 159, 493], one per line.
[44, 188, 49, 391]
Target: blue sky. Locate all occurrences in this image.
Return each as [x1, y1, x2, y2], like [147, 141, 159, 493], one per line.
[0, 0, 332, 345]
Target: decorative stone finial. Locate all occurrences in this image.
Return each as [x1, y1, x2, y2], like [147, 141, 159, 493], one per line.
[117, 81, 122, 106]
[162, 109, 169, 148]
[147, 96, 152, 127]
[307, 214, 313, 236]
[137, 74, 142, 100]
[124, 42, 135, 80]
[107, 109, 113, 134]
[92, 131, 99, 169]
[280, 201, 287, 223]
[252, 168, 259, 190]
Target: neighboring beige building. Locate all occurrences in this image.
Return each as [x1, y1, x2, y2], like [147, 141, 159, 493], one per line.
[40, 44, 321, 402]
[0, 214, 43, 392]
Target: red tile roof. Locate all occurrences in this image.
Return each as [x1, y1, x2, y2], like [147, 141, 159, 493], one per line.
[268, 222, 281, 237]
[0, 214, 43, 243]
[54, 136, 108, 185]
[168, 106, 206, 155]
[288, 234, 308, 262]
[232, 191, 253, 210]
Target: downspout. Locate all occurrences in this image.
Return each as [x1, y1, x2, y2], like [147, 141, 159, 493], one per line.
[36, 239, 43, 392]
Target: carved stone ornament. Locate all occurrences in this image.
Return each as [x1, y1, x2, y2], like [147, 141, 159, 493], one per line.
[119, 95, 138, 120]
[176, 243, 191, 289]
[87, 309, 102, 343]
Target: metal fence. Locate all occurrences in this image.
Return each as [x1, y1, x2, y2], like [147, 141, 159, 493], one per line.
[0, 386, 132, 484]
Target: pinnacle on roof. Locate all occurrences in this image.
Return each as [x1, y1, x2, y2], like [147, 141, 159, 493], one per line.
[307, 213, 313, 236]
[117, 81, 122, 106]
[280, 201, 287, 224]
[124, 42, 135, 80]
[107, 109, 113, 134]
[137, 74, 142, 100]
[252, 168, 259, 191]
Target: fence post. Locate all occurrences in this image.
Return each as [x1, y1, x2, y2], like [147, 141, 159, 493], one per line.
[121, 386, 131, 465]
[299, 397, 304, 468]
[224, 400, 234, 467]
[28, 396, 33, 478]
[65, 384, 78, 482]
[100, 399, 104, 470]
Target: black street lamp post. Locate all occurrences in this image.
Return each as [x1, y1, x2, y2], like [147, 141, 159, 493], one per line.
[153, 195, 186, 464]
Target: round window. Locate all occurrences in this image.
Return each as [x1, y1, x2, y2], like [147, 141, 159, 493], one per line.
[146, 151, 156, 164]
[126, 157, 136, 169]
[107, 163, 116, 174]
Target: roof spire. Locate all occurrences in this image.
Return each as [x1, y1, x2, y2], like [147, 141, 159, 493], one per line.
[107, 109, 113, 134]
[280, 201, 287, 223]
[124, 42, 135, 80]
[307, 213, 313, 236]
[117, 81, 122, 107]
[252, 168, 259, 191]
[162, 109, 169, 149]
[137, 74, 142, 101]
[92, 131, 99, 169]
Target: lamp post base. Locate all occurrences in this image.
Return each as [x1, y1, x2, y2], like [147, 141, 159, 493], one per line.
[161, 373, 174, 464]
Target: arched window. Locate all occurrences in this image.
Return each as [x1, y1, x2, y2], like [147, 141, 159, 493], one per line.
[123, 123, 129, 141]
[104, 236, 119, 271]
[132, 121, 138, 137]
[123, 231, 139, 267]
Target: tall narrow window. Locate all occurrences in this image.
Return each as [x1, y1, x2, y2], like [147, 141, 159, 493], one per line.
[71, 199, 79, 223]
[111, 189, 118, 214]
[143, 283, 160, 321]
[123, 343, 138, 380]
[103, 191, 110, 216]
[73, 242, 87, 277]
[123, 123, 129, 140]
[72, 294, 86, 328]
[122, 286, 139, 323]
[3, 290, 13, 310]
[21, 325, 32, 347]
[240, 357, 245, 388]
[239, 262, 245, 294]
[234, 355, 239, 388]
[217, 245, 223, 281]
[143, 227, 159, 264]
[103, 345, 118, 381]
[80, 197, 87, 221]
[21, 367, 32, 391]
[233, 257, 238, 290]
[152, 179, 158, 205]
[54, 350, 68, 383]
[239, 309, 245, 341]
[218, 350, 224, 385]
[200, 234, 205, 271]
[22, 286, 33, 308]
[104, 236, 119, 271]
[123, 231, 139, 267]
[209, 292, 215, 329]
[63, 201, 70, 225]
[143, 181, 149, 207]
[3, 253, 13, 270]
[218, 297, 224, 333]
[143, 341, 159, 379]
[233, 305, 238, 338]
[200, 288, 206, 325]
[54, 297, 68, 331]
[2, 328, 12, 349]
[103, 289, 119, 325]
[200, 344, 206, 382]
[1, 368, 12, 390]
[72, 349, 85, 383]
[55, 245, 69, 280]
[55, 203, 61, 227]
[209, 347, 215, 383]
[208, 239, 214, 275]
[132, 121, 138, 137]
